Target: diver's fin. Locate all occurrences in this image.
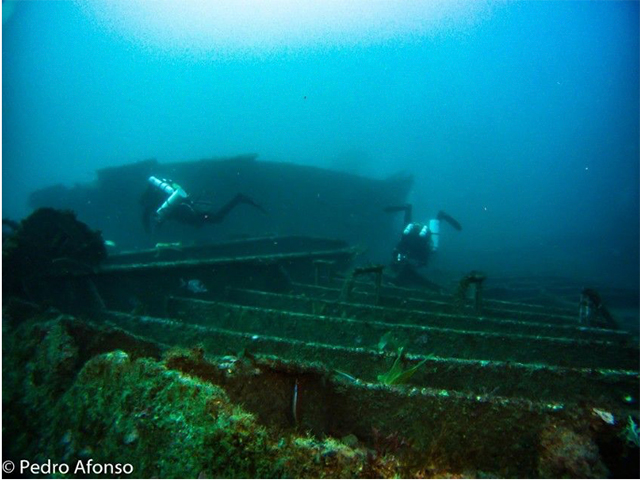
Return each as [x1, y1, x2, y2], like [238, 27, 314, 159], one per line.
[238, 194, 268, 215]
[437, 210, 462, 231]
[205, 194, 267, 224]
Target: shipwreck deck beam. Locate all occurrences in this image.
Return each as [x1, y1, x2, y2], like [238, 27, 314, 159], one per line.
[164, 297, 638, 371]
[224, 287, 626, 343]
[292, 283, 581, 325]
[98, 310, 638, 411]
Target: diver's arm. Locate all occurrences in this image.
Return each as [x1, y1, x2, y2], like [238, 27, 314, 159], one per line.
[383, 204, 413, 224]
[437, 210, 462, 231]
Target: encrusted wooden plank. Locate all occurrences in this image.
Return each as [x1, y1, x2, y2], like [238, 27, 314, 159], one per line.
[96, 247, 356, 274]
[166, 297, 638, 370]
[104, 236, 351, 266]
[173, 351, 584, 478]
[293, 283, 580, 324]
[98, 310, 638, 407]
[225, 287, 626, 342]
[325, 277, 578, 317]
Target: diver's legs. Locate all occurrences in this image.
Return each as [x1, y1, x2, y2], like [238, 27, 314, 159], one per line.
[203, 194, 267, 224]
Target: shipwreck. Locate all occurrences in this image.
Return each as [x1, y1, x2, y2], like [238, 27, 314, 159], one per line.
[3, 155, 639, 478]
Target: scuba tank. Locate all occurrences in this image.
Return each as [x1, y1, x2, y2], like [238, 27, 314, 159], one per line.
[148, 176, 188, 221]
[428, 211, 460, 252]
[428, 219, 440, 252]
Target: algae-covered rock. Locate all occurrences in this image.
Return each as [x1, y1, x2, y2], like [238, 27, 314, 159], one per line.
[537, 424, 609, 478]
[2, 314, 162, 464]
[48, 350, 383, 478]
[3, 208, 107, 299]
[2, 314, 400, 478]
[49, 350, 271, 477]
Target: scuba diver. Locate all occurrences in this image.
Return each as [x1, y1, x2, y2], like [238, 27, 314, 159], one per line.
[384, 204, 462, 290]
[141, 176, 266, 233]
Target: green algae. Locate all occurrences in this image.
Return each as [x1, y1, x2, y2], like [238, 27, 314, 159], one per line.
[2, 314, 401, 478]
[377, 347, 427, 385]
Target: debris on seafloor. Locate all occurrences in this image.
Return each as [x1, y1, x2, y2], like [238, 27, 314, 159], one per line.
[180, 278, 208, 294]
[579, 287, 619, 329]
[455, 270, 487, 312]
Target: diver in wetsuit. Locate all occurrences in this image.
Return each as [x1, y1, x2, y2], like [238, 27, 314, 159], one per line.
[385, 204, 462, 289]
[141, 176, 266, 233]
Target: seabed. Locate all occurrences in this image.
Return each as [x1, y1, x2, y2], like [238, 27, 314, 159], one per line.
[3, 235, 639, 478]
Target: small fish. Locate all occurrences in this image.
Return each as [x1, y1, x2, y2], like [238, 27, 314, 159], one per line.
[104, 240, 117, 248]
[334, 370, 358, 383]
[180, 278, 208, 294]
[592, 408, 615, 425]
[292, 378, 299, 426]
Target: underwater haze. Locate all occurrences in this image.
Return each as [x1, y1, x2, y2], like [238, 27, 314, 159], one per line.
[3, 0, 639, 289]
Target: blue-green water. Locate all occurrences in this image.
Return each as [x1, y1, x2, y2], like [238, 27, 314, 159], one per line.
[3, 0, 639, 290]
[3, 5, 639, 476]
